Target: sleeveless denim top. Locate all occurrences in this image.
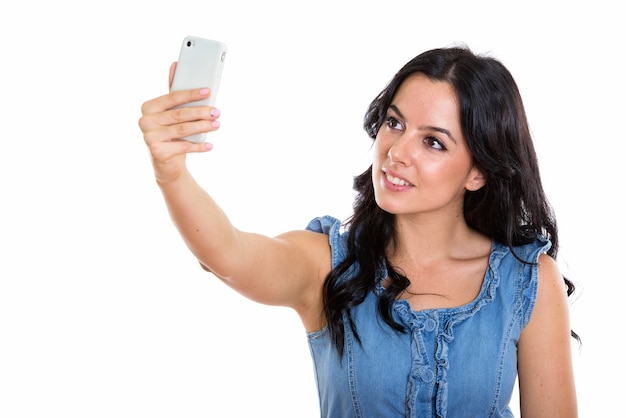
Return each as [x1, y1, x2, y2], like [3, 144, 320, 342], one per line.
[305, 216, 550, 418]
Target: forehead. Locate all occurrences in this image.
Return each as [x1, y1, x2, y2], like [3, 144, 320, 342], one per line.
[392, 73, 460, 118]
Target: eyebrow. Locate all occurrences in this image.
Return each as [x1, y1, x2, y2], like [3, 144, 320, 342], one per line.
[388, 104, 457, 144]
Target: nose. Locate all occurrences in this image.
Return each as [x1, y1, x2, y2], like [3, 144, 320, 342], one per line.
[387, 135, 413, 166]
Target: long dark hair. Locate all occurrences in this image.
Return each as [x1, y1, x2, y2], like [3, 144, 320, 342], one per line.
[323, 46, 577, 356]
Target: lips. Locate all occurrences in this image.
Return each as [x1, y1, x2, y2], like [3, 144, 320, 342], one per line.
[383, 169, 413, 187]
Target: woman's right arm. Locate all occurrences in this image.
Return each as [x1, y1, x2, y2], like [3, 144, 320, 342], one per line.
[138, 80, 330, 328]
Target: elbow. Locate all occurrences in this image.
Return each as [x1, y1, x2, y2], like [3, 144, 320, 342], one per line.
[199, 261, 212, 273]
[198, 260, 237, 284]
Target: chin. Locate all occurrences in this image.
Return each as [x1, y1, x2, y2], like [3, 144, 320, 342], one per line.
[373, 196, 400, 216]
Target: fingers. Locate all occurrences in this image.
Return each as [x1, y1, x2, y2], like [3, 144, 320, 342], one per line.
[141, 105, 219, 140]
[141, 87, 212, 115]
[148, 135, 213, 163]
[138, 66, 223, 183]
[167, 104, 220, 128]
[139, 88, 219, 137]
[138, 87, 222, 174]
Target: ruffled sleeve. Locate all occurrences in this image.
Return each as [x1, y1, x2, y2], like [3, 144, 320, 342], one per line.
[520, 237, 552, 328]
[306, 216, 349, 270]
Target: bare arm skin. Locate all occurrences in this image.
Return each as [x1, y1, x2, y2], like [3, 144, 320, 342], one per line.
[517, 253, 577, 417]
[138, 68, 329, 331]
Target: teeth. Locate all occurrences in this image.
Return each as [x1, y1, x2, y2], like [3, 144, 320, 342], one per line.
[385, 172, 411, 186]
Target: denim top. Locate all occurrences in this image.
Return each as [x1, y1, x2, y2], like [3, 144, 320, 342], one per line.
[305, 216, 550, 418]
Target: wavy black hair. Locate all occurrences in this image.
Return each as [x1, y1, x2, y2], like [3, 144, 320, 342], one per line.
[323, 46, 578, 356]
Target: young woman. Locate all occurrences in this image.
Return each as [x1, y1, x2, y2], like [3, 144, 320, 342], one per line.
[139, 46, 577, 417]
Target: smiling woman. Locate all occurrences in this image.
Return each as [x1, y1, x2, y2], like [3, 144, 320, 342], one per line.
[372, 74, 491, 315]
[372, 74, 484, 219]
[138, 45, 577, 417]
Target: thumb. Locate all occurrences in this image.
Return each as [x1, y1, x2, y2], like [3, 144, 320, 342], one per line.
[168, 62, 177, 89]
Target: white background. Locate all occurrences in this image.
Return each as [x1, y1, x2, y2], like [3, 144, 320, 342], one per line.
[1, 1, 623, 416]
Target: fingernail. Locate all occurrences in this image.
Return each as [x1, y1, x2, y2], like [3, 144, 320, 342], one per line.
[205, 142, 214, 150]
[211, 120, 221, 128]
[210, 108, 221, 117]
[199, 88, 210, 96]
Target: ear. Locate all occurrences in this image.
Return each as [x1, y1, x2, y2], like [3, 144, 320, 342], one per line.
[465, 167, 486, 191]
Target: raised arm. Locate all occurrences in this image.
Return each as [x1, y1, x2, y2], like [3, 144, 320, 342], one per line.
[517, 254, 578, 417]
[137, 68, 329, 329]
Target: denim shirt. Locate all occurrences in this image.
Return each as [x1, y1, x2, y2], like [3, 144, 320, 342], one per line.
[306, 216, 550, 418]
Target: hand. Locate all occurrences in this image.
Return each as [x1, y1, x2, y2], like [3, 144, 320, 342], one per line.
[138, 63, 222, 183]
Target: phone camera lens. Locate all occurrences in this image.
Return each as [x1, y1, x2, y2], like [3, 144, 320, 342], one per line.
[186, 41, 192, 47]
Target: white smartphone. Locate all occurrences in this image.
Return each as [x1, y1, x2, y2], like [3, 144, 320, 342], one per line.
[170, 35, 227, 143]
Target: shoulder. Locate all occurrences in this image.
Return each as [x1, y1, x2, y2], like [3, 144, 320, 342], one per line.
[305, 215, 343, 237]
[491, 237, 555, 325]
[305, 216, 350, 269]
[255, 228, 332, 332]
[518, 251, 571, 365]
[510, 236, 552, 262]
[494, 236, 551, 271]
[276, 228, 333, 264]
[517, 252, 577, 415]
[534, 253, 569, 316]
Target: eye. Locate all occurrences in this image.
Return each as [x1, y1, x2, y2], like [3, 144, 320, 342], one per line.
[385, 116, 404, 131]
[425, 136, 446, 151]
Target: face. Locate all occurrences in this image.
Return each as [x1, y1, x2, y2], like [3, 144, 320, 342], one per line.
[372, 73, 484, 219]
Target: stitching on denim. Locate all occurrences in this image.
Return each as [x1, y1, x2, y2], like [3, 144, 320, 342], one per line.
[345, 320, 363, 418]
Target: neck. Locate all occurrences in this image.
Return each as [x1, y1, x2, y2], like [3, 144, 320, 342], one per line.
[389, 214, 489, 264]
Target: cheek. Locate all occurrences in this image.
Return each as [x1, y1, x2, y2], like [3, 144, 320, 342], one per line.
[419, 160, 469, 190]
[439, 161, 476, 191]
[371, 138, 388, 163]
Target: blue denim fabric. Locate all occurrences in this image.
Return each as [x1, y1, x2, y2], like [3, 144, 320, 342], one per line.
[306, 216, 550, 418]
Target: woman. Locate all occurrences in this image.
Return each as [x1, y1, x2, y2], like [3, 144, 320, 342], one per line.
[139, 46, 577, 417]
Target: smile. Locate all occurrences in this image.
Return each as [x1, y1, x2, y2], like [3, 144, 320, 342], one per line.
[384, 171, 413, 187]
